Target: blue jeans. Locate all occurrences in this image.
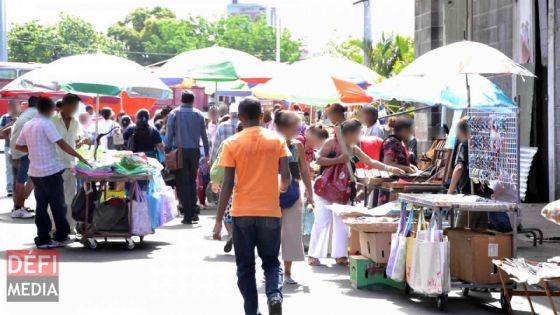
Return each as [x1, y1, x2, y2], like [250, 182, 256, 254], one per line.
[232, 216, 283, 315]
[30, 171, 70, 246]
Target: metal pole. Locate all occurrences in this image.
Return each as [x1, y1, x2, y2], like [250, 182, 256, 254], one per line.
[363, 0, 371, 66]
[275, 17, 281, 62]
[0, 0, 7, 61]
[547, 0, 556, 201]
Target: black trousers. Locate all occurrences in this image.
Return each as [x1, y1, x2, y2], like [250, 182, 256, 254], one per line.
[30, 171, 69, 246]
[175, 148, 200, 221]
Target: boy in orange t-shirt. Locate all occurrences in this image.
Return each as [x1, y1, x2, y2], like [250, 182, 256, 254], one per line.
[213, 97, 291, 315]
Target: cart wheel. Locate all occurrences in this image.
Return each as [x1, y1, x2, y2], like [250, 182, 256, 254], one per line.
[125, 238, 135, 250]
[87, 238, 98, 249]
[461, 288, 469, 297]
[500, 290, 509, 312]
[404, 283, 411, 295]
[436, 295, 447, 311]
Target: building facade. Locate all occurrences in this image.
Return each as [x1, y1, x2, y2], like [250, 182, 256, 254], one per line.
[414, 0, 558, 201]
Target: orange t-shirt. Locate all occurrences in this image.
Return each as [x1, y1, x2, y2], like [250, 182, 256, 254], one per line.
[219, 126, 291, 218]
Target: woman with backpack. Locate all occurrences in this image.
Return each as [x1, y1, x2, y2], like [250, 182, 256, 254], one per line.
[308, 119, 405, 266]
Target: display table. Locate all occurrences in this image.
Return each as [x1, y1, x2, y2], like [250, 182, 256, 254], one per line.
[494, 258, 560, 315]
[398, 193, 519, 310]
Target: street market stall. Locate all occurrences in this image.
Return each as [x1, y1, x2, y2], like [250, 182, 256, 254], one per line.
[72, 151, 176, 250]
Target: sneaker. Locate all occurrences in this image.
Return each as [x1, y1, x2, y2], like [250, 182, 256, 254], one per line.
[37, 240, 59, 249]
[268, 298, 282, 315]
[52, 237, 75, 247]
[7, 192, 13, 197]
[11, 208, 35, 219]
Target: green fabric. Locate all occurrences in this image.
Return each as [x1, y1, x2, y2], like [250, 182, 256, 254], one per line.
[189, 61, 239, 82]
[210, 145, 225, 185]
[61, 82, 121, 96]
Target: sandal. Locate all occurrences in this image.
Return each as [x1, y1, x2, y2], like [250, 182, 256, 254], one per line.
[284, 276, 298, 285]
[308, 257, 321, 266]
[335, 257, 349, 266]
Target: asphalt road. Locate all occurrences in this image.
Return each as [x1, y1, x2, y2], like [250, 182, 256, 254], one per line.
[0, 154, 557, 314]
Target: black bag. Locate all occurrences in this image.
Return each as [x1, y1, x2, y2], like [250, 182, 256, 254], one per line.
[71, 185, 100, 222]
[91, 198, 129, 233]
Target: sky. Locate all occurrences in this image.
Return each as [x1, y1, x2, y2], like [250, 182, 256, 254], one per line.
[4, 0, 414, 54]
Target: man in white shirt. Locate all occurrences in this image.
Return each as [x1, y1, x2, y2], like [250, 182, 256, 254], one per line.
[53, 94, 89, 232]
[9, 96, 38, 218]
[16, 97, 90, 249]
[361, 106, 385, 139]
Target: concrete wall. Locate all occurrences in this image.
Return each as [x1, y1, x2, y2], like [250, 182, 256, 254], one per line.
[414, 0, 444, 155]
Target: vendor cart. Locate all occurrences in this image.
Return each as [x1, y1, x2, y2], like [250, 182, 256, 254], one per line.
[398, 193, 519, 311]
[75, 172, 151, 250]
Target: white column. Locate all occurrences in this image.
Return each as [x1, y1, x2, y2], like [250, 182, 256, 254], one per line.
[0, 0, 7, 62]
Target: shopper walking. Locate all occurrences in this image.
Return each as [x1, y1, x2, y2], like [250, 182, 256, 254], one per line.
[124, 109, 164, 159]
[308, 119, 404, 266]
[165, 90, 209, 224]
[52, 94, 89, 233]
[213, 97, 291, 315]
[10, 96, 38, 219]
[274, 111, 314, 285]
[16, 97, 90, 248]
[0, 100, 21, 197]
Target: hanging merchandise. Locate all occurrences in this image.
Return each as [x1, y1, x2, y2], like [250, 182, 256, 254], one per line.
[386, 208, 414, 282]
[407, 212, 451, 295]
[468, 108, 519, 189]
[147, 173, 178, 228]
[131, 184, 153, 236]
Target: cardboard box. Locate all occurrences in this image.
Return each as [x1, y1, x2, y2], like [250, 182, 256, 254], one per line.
[349, 228, 361, 255]
[359, 232, 392, 263]
[349, 255, 404, 290]
[445, 228, 512, 284]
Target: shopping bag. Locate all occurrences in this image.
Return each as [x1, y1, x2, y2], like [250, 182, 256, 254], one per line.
[386, 209, 414, 282]
[406, 211, 430, 281]
[131, 184, 153, 236]
[158, 188, 177, 225]
[407, 212, 450, 295]
[150, 173, 178, 226]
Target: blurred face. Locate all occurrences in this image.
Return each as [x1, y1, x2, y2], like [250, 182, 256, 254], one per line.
[8, 102, 20, 116]
[327, 111, 344, 125]
[208, 109, 218, 121]
[343, 130, 361, 145]
[396, 128, 412, 141]
[277, 122, 299, 141]
[457, 129, 468, 142]
[79, 113, 91, 125]
[306, 132, 326, 149]
[61, 101, 79, 116]
[364, 111, 378, 126]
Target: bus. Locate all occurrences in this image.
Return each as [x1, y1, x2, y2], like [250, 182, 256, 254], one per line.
[0, 62, 43, 115]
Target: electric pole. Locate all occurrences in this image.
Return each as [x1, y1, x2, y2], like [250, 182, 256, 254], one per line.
[353, 0, 371, 66]
[0, 0, 7, 61]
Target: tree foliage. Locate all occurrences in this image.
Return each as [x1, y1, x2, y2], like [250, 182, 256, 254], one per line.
[326, 33, 415, 78]
[8, 14, 125, 63]
[108, 8, 301, 65]
[8, 7, 302, 65]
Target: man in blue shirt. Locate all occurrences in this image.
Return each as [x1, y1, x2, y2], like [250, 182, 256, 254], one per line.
[165, 91, 209, 224]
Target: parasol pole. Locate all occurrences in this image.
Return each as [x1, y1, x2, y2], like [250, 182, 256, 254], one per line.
[466, 73, 476, 198]
[95, 94, 100, 143]
[119, 91, 124, 113]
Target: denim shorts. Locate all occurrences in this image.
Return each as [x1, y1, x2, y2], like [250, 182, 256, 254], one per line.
[12, 155, 30, 184]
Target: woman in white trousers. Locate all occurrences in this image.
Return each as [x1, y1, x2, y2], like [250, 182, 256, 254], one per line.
[308, 118, 404, 266]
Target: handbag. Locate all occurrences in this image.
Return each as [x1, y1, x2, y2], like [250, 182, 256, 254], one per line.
[165, 112, 183, 170]
[131, 184, 153, 236]
[91, 197, 129, 233]
[407, 211, 450, 294]
[386, 208, 414, 282]
[71, 184, 100, 222]
[313, 139, 351, 204]
[279, 178, 300, 209]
